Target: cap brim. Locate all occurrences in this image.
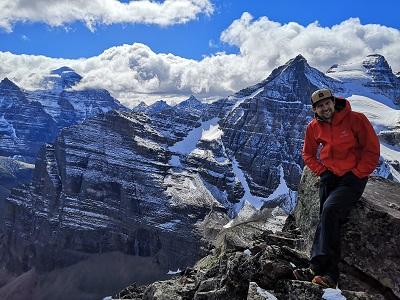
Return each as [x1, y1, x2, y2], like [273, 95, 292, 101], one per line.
[312, 96, 335, 107]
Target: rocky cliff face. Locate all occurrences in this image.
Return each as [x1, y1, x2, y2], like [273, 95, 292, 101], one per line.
[0, 78, 58, 162]
[0, 109, 228, 299]
[0, 67, 125, 163]
[114, 170, 400, 300]
[0, 157, 34, 213]
[295, 168, 400, 299]
[220, 55, 340, 197]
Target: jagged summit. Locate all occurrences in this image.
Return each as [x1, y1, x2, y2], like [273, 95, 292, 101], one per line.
[362, 54, 392, 72]
[50, 66, 76, 75]
[176, 95, 203, 108]
[234, 54, 341, 102]
[0, 78, 26, 103]
[267, 54, 317, 82]
[133, 99, 170, 114]
[326, 54, 393, 76]
[233, 54, 315, 99]
[286, 53, 307, 66]
[0, 77, 21, 92]
[326, 54, 400, 105]
[42, 66, 82, 90]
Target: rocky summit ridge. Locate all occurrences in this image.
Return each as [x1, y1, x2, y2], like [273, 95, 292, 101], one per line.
[112, 169, 400, 300]
[114, 169, 400, 300]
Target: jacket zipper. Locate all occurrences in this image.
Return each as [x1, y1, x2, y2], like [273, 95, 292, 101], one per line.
[329, 122, 333, 160]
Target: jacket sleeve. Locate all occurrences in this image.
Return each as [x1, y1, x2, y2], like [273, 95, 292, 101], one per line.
[352, 113, 380, 178]
[302, 123, 327, 176]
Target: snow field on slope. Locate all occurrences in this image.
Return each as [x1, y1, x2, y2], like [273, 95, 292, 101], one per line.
[348, 95, 400, 163]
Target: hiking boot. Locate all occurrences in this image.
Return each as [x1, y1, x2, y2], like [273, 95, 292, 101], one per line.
[293, 268, 315, 282]
[312, 274, 337, 288]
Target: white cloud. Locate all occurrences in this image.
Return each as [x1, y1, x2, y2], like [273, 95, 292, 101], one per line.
[220, 13, 400, 73]
[1, 14, 400, 107]
[0, 0, 214, 32]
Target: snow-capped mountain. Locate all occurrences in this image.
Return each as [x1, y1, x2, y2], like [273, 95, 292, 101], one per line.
[326, 54, 400, 181]
[1, 54, 399, 299]
[0, 77, 58, 161]
[133, 99, 171, 115]
[0, 67, 126, 162]
[327, 54, 400, 106]
[41, 66, 82, 91]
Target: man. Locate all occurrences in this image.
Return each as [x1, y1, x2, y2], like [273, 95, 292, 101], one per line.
[293, 88, 380, 288]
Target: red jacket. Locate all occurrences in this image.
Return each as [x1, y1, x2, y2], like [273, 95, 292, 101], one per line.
[302, 98, 380, 178]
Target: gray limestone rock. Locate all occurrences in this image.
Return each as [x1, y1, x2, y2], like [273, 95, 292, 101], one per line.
[0, 110, 227, 299]
[293, 167, 400, 298]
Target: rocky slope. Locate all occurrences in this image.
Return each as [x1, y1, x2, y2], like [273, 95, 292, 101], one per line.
[0, 156, 34, 214]
[114, 169, 400, 300]
[0, 78, 58, 162]
[0, 109, 228, 299]
[0, 67, 125, 163]
[0, 67, 126, 207]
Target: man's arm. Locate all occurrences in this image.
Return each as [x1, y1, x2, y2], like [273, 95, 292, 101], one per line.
[302, 124, 327, 176]
[352, 113, 380, 178]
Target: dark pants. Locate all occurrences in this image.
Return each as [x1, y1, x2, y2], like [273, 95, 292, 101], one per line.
[310, 171, 367, 282]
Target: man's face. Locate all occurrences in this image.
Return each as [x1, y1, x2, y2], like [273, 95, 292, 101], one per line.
[313, 98, 335, 122]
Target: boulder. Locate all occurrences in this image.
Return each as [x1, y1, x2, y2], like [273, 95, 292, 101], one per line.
[294, 167, 400, 298]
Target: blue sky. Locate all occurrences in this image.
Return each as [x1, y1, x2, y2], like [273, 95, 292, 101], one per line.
[1, 0, 400, 106]
[1, 0, 399, 59]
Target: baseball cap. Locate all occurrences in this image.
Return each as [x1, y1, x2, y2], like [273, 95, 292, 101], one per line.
[311, 89, 334, 106]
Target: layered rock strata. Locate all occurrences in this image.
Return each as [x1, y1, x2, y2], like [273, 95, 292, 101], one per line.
[0, 110, 227, 299]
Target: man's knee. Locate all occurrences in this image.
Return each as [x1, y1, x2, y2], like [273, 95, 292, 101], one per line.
[321, 202, 340, 220]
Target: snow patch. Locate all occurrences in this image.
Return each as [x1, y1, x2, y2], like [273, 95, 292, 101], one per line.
[157, 219, 181, 231]
[231, 160, 295, 213]
[230, 87, 264, 112]
[243, 249, 252, 256]
[167, 268, 181, 275]
[322, 288, 347, 300]
[168, 117, 220, 166]
[347, 95, 400, 131]
[256, 286, 278, 300]
[201, 123, 223, 141]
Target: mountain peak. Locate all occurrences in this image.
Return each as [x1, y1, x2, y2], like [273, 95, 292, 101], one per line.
[0, 77, 22, 92]
[362, 54, 392, 72]
[263, 54, 313, 84]
[187, 95, 198, 101]
[177, 95, 203, 109]
[50, 66, 76, 75]
[289, 54, 307, 64]
[43, 66, 82, 90]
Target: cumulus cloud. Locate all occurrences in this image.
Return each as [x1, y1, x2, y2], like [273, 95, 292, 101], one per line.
[1, 14, 400, 107]
[0, 0, 214, 31]
[220, 13, 400, 73]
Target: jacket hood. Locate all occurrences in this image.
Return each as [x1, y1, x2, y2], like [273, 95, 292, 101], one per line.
[314, 97, 351, 123]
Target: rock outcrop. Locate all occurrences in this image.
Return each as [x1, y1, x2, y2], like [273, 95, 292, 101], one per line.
[115, 169, 400, 299]
[295, 168, 400, 299]
[0, 157, 34, 215]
